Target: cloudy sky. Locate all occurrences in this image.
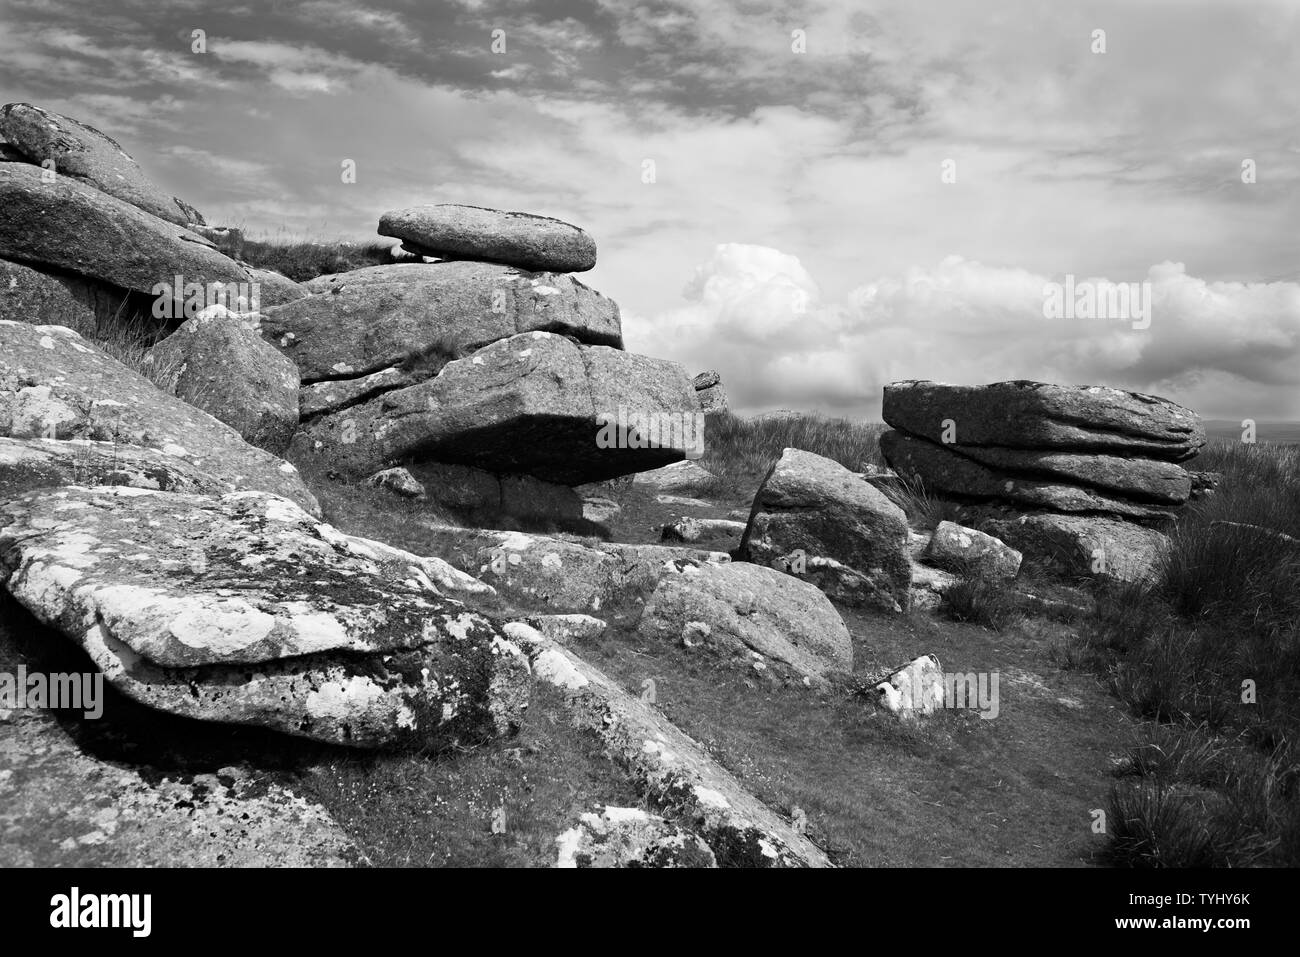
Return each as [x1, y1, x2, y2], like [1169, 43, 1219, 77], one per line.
[2, 0, 1297, 420]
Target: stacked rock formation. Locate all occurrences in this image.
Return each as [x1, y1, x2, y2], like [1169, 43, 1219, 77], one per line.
[277, 204, 700, 528]
[880, 380, 1206, 581]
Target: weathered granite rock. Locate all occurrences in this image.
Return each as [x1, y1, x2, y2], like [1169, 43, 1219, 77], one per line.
[555, 807, 716, 868]
[924, 521, 1022, 580]
[242, 266, 306, 308]
[661, 516, 747, 546]
[418, 524, 729, 614]
[874, 655, 944, 717]
[879, 431, 1179, 521]
[367, 466, 426, 499]
[0, 321, 318, 513]
[0, 486, 529, 748]
[0, 258, 134, 337]
[632, 460, 717, 495]
[505, 622, 831, 866]
[260, 262, 622, 383]
[404, 461, 583, 529]
[148, 311, 300, 455]
[637, 561, 853, 682]
[944, 444, 1191, 504]
[0, 103, 201, 226]
[378, 204, 597, 273]
[979, 512, 1169, 584]
[0, 436, 243, 502]
[883, 380, 1205, 460]
[290, 332, 700, 484]
[524, 613, 608, 645]
[0, 705, 355, 866]
[0, 165, 247, 301]
[739, 448, 911, 611]
[693, 370, 728, 414]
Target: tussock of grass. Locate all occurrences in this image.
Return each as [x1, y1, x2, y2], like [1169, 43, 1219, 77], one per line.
[1074, 439, 1300, 865]
[938, 570, 1022, 632]
[239, 237, 394, 283]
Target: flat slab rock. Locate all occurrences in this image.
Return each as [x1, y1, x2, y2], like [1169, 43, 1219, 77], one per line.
[419, 524, 730, 615]
[0, 321, 317, 514]
[292, 331, 700, 484]
[0, 257, 131, 339]
[261, 261, 622, 383]
[883, 380, 1205, 460]
[0, 102, 200, 226]
[979, 512, 1169, 584]
[880, 431, 1179, 521]
[378, 204, 597, 273]
[0, 164, 246, 299]
[0, 486, 530, 748]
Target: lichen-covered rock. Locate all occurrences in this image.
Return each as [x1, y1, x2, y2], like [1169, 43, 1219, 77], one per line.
[875, 655, 944, 717]
[0, 165, 246, 300]
[367, 466, 426, 499]
[260, 261, 621, 383]
[0, 486, 530, 748]
[0, 436, 242, 502]
[291, 332, 700, 484]
[739, 448, 911, 612]
[0, 707, 355, 867]
[525, 614, 608, 644]
[505, 622, 831, 867]
[980, 512, 1169, 584]
[555, 807, 716, 867]
[0, 103, 202, 226]
[418, 524, 729, 614]
[0, 321, 317, 513]
[637, 561, 853, 682]
[924, 521, 1022, 580]
[660, 516, 746, 546]
[883, 380, 1205, 460]
[378, 204, 597, 273]
[148, 310, 300, 455]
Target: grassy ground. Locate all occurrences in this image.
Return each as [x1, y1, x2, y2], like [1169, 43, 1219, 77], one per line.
[1062, 441, 1300, 866]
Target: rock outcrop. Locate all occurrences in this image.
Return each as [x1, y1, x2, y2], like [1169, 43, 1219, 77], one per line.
[880, 380, 1201, 582]
[739, 448, 911, 611]
[0, 486, 529, 748]
[148, 310, 300, 455]
[291, 332, 700, 484]
[0, 103, 202, 227]
[0, 321, 317, 512]
[378, 204, 597, 273]
[637, 561, 854, 683]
